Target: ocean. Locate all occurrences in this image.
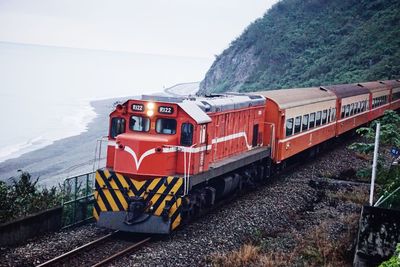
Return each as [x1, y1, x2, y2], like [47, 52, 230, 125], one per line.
[0, 42, 212, 163]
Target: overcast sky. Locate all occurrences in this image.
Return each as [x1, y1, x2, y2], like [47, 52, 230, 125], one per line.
[0, 0, 278, 58]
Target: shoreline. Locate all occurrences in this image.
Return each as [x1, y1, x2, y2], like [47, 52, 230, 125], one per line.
[0, 99, 97, 164]
[0, 83, 199, 186]
[0, 98, 119, 185]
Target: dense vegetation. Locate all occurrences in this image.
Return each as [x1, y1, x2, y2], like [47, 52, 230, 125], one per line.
[349, 110, 400, 209]
[380, 244, 400, 267]
[0, 172, 62, 224]
[199, 0, 400, 94]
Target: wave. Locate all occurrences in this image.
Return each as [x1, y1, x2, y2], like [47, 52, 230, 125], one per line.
[0, 100, 97, 163]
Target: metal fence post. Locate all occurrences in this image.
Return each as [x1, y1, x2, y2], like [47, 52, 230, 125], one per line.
[370, 122, 380, 206]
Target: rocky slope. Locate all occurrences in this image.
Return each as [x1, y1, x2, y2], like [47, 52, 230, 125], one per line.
[199, 0, 400, 94]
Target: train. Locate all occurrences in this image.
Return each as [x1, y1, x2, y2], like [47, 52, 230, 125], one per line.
[94, 80, 400, 234]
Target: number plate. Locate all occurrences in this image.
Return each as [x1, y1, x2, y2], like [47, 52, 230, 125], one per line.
[158, 106, 174, 114]
[131, 104, 144, 112]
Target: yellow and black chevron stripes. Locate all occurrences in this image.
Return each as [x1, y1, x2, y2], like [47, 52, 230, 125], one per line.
[93, 169, 184, 230]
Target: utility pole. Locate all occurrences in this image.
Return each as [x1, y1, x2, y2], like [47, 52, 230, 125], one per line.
[369, 122, 380, 206]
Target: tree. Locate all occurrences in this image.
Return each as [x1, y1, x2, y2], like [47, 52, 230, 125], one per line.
[349, 110, 400, 208]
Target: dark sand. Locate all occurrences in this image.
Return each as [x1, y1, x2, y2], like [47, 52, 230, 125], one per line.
[0, 98, 123, 186]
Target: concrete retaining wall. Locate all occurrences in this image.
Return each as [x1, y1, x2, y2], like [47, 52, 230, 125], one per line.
[354, 205, 400, 266]
[0, 206, 63, 247]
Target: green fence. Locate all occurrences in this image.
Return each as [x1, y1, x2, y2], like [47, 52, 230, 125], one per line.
[62, 172, 95, 228]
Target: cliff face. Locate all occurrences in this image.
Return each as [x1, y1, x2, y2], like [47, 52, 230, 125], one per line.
[199, 0, 400, 94]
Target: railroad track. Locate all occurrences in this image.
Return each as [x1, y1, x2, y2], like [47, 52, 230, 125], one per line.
[36, 231, 150, 267]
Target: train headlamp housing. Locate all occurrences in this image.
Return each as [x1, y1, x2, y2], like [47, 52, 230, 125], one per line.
[146, 110, 154, 117]
[146, 102, 155, 117]
[147, 102, 155, 110]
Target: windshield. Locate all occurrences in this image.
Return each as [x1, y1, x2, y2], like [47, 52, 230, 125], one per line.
[156, 118, 177, 135]
[130, 116, 150, 132]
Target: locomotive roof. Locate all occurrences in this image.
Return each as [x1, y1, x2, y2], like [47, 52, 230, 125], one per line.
[256, 87, 336, 109]
[140, 93, 265, 113]
[321, 83, 370, 98]
[135, 93, 265, 124]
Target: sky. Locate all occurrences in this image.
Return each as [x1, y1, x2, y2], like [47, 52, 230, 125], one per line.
[0, 0, 278, 58]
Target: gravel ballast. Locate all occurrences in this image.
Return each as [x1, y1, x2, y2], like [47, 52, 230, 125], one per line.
[0, 139, 369, 266]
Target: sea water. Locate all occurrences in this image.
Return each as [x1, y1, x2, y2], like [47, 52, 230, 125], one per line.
[0, 42, 212, 162]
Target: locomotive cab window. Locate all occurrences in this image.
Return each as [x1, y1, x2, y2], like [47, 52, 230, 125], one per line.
[110, 117, 126, 139]
[286, 118, 294, 137]
[180, 123, 194, 146]
[156, 118, 177, 135]
[130, 116, 150, 132]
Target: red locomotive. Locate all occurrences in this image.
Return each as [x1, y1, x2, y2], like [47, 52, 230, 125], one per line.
[94, 80, 400, 234]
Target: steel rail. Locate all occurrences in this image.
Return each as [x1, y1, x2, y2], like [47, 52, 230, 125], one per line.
[36, 231, 118, 267]
[91, 237, 151, 267]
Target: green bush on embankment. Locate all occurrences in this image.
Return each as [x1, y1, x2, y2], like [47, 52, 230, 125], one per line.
[0, 171, 62, 224]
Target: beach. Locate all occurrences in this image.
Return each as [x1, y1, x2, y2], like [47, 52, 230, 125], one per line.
[0, 83, 199, 186]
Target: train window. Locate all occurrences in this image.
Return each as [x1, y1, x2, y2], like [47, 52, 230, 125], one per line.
[302, 114, 309, 131]
[345, 105, 350, 117]
[315, 111, 321, 126]
[329, 109, 333, 123]
[322, 110, 327, 124]
[130, 116, 150, 132]
[180, 123, 194, 146]
[156, 118, 177, 135]
[309, 113, 315, 128]
[358, 102, 361, 113]
[341, 106, 345, 118]
[110, 117, 126, 139]
[331, 108, 336, 121]
[294, 116, 301, 134]
[350, 104, 354, 116]
[286, 118, 294, 137]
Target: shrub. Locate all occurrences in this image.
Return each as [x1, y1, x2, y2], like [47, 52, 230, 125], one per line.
[0, 171, 62, 224]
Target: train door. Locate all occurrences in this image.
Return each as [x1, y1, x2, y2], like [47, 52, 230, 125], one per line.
[252, 124, 259, 147]
[198, 124, 208, 172]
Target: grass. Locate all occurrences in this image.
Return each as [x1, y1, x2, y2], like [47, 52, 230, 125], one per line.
[210, 187, 362, 267]
[328, 187, 369, 205]
[211, 244, 291, 267]
[211, 215, 358, 266]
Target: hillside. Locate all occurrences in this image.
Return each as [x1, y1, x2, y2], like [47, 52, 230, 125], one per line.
[199, 0, 400, 94]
